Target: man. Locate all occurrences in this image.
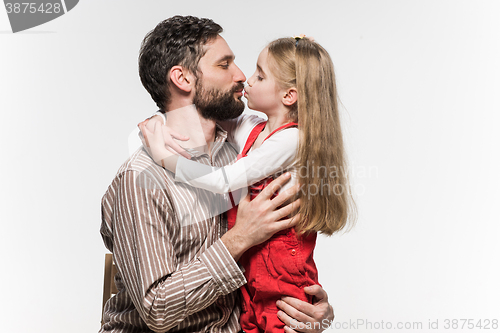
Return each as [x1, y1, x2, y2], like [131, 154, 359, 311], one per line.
[100, 15, 333, 333]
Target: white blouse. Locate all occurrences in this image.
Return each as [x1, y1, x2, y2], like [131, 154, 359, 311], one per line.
[174, 114, 299, 194]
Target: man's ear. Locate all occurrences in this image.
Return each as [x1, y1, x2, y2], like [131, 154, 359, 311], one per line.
[282, 88, 298, 106]
[169, 66, 194, 93]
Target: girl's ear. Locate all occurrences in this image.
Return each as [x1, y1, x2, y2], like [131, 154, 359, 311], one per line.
[169, 66, 194, 93]
[282, 87, 298, 106]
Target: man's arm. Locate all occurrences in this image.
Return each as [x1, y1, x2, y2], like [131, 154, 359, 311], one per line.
[110, 170, 246, 332]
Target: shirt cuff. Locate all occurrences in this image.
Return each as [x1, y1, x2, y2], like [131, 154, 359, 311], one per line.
[199, 239, 247, 295]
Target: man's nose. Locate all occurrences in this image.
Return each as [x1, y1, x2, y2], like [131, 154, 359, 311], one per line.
[233, 64, 246, 83]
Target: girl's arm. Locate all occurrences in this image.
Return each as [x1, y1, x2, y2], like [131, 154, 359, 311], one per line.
[175, 128, 299, 194]
[139, 112, 191, 161]
[140, 113, 267, 173]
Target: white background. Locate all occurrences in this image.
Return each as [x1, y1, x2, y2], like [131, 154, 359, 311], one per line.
[1, 1, 499, 332]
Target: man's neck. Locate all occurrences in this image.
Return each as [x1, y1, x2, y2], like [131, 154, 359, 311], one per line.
[164, 104, 217, 154]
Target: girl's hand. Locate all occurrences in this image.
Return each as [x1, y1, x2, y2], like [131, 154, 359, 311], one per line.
[138, 116, 191, 160]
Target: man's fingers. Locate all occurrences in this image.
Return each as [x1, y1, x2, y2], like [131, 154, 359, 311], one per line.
[276, 304, 314, 333]
[279, 296, 316, 321]
[270, 182, 301, 211]
[277, 310, 301, 332]
[269, 214, 301, 234]
[241, 192, 251, 204]
[281, 291, 333, 328]
[304, 285, 328, 303]
[274, 198, 301, 219]
[284, 325, 299, 333]
[256, 173, 292, 201]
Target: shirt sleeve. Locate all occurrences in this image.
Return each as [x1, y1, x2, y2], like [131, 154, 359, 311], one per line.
[174, 128, 299, 194]
[110, 170, 246, 332]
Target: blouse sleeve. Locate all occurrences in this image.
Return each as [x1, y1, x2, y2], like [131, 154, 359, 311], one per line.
[218, 114, 266, 152]
[174, 128, 299, 194]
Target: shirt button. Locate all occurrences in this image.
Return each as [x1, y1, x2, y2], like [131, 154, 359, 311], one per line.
[291, 249, 296, 256]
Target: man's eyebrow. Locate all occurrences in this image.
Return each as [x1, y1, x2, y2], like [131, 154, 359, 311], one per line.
[215, 55, 234, 63]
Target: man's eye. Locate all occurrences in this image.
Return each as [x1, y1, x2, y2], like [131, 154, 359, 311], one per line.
[220, 63, 229, 69]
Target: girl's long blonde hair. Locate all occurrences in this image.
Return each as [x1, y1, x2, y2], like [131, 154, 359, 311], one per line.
[267, 37, 357, 235]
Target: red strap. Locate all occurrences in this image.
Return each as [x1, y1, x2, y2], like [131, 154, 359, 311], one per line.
[239, 121, 298, 158]
[262, 122, 298, 143]
[239, 121, 267, 158]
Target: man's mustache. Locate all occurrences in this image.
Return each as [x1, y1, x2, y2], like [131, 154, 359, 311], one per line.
[232, 83, 245, 93]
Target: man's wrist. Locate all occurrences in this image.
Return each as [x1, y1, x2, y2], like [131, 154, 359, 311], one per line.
[199, 239, 246, 294]
[220, 230, 248, 261]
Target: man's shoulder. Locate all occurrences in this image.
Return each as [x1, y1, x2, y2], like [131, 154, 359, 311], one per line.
[117, 147, 155, 174]
[111, 148, 171, 187]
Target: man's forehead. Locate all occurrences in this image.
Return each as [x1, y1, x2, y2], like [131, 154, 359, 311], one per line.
[202, 35, 235, 62]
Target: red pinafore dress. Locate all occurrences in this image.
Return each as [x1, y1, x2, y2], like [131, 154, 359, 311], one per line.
[226, 121, 319, 333]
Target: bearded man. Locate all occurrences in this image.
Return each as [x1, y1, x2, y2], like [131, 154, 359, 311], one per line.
[100, 15, 333, 333]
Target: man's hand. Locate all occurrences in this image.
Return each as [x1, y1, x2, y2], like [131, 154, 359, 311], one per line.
[276, 285, 334, 333]
[221, 172, 301, 261]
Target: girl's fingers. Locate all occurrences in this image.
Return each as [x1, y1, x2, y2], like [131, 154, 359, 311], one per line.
[138, 123, 151, 148]
[137, 117, 150, 129]
[166, 146, 178, 156]
[161, 127, 191, 159]
[169, 130, 190, 141]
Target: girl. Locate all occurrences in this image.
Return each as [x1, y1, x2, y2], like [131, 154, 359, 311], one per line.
[141, 36, 356, 333]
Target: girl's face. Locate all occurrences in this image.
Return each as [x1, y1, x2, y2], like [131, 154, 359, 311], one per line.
[244, 48, 285, 115]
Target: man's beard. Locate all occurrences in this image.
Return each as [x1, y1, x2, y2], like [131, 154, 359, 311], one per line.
[193, 79, 245, 121]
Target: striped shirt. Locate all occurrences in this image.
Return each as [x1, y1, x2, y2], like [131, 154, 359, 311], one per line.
[100, 126, 246, 333]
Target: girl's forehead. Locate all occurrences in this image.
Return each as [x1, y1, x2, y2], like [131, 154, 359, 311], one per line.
[257, 48, 269, 68]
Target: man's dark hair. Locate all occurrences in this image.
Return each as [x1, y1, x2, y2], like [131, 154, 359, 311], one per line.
[139, 16, 223, 110]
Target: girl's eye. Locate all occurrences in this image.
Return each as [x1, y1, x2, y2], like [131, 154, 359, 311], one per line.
[257, 75, 263, 81]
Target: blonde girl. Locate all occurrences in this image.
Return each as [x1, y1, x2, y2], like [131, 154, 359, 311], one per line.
[141, 36, 356, 333]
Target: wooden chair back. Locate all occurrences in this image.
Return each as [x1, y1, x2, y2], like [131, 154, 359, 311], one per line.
[101, 253, 118, 326]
